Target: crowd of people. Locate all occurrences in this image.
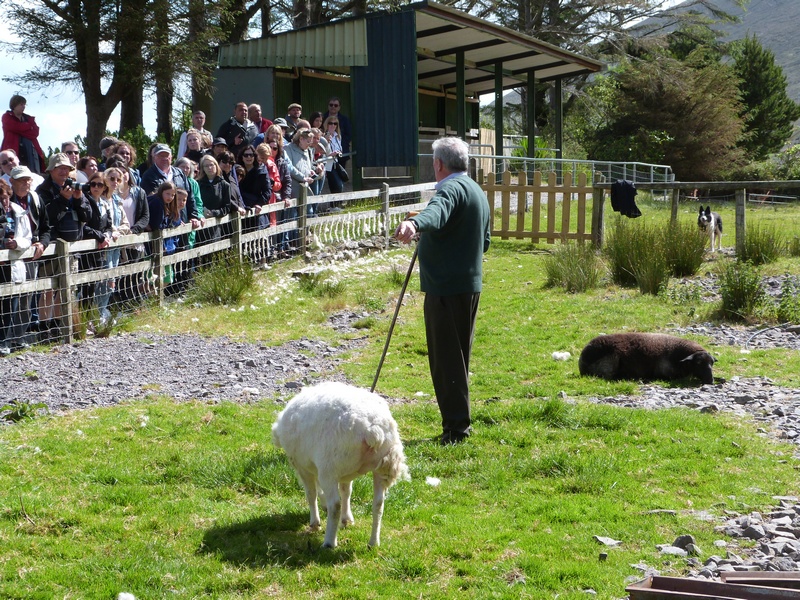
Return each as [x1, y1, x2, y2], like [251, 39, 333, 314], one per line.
[0, 95, 353, 354]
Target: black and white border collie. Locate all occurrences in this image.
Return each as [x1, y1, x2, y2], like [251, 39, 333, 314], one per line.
[698, 206, 723, 252]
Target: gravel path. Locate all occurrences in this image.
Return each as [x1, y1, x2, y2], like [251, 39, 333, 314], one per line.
[0, 311, 370, 418]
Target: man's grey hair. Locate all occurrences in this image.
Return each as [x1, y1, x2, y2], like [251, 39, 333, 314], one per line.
[61, 141, 78, 151]
[432, 136, 469, 173]
[0, 149, 17, 158]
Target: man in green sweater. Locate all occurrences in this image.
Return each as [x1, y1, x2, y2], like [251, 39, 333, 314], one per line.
[395, 137, 491, 445]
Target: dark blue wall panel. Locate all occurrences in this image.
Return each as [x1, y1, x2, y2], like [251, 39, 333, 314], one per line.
[351, 11, 418, 168]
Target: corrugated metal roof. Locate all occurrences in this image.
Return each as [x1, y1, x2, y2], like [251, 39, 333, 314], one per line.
[414, 1, 605, 94]
[218, 19, 368, 68]
[217, 1, 604, 94]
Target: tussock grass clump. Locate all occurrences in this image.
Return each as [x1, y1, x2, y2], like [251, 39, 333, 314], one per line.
[665, 220, 707, 277]
[629, 244, 670, 295]
[605, 218, 671, 295]
[777, 276, 800, 324]
[543, 243, 604, 293]
[189, 251, 255, 305]
[718, 259, 766, 320]
[604, 218, 640, 287]
[788, 236, 800, 258]
[740, 224, 785, 265]
[297, 270, 346, 298]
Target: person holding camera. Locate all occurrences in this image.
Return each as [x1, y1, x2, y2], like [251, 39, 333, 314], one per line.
[36, 154, 92, 336]
[0, 178, 33, 355]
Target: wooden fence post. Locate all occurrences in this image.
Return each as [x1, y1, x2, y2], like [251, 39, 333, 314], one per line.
[298, 185, 308, 256]
[152, 230, 164, 307]
[381, 183, 390, 249]
[591, 173, 605, 249]
[57, 239, 74, 345]
[231, 210, 243, 262]
[735, 187, 747, 256]
[671, 188, 680, 224]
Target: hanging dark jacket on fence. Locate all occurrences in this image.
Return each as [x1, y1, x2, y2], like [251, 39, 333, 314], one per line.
[610, 180, 642, 218]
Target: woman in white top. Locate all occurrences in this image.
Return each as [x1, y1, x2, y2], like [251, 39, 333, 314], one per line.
[322, 116, 345, 206]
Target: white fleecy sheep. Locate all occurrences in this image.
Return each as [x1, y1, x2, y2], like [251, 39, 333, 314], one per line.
[578, 332, 715, 384]
[271, 381, 411, 548]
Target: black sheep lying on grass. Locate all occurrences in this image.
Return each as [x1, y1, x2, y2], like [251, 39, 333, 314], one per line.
[578, 333, 715, 384]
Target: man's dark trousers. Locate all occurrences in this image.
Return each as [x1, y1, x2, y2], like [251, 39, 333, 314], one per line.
[424, 291, 481, 438]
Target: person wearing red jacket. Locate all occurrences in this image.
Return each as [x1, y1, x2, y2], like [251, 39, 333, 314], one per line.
[1, 95, 46, 174]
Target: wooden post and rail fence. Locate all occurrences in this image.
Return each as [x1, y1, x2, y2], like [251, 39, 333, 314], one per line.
[3, 172, 800, 346]
[480, 171, 800, 252]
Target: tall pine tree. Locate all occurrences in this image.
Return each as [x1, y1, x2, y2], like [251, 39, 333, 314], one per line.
[731, 35, 800, 161]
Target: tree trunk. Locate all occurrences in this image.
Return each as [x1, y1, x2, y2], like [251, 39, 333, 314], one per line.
[117, 0, 149, 134]
[153, 0, 173, 142]
[260, 0, 271, 36]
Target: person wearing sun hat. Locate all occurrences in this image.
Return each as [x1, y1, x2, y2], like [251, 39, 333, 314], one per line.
[35, 153, 79, 207]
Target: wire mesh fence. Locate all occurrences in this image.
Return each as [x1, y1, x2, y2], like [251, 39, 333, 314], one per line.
[0, 182, 435, 354]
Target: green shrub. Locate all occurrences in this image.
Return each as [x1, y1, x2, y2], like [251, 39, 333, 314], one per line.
[665, 220, 707, 277]
[1, 399, 48, 422]
[189, 252, 254, 305]
[543, 243, 604, 293]
[718, 260, 766, 320]
[777, 276, 800, 324]
[740, 224, 785, 265]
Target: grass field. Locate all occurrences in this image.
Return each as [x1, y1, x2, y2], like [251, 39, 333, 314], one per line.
[2, 197, 800, 598]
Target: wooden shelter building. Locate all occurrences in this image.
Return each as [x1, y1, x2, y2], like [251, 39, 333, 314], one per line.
[213, 1, 604, 185]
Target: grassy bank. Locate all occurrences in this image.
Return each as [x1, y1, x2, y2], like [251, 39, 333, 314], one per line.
[2, 197, 800, 598]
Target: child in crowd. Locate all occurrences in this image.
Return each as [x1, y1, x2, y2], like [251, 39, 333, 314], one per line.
[146, 181, 182, 290]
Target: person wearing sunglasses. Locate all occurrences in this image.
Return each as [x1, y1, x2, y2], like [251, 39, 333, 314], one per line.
[0, 149, 20, 185]
[237, 145, 272, 238]
[60, 142, 81, 167]
[82, 173, 113, 299]
[92, 168, 131, 323]
[323, 97, 351, 167]
[321, 116, 345, 200]
[0, 178, 33, 355]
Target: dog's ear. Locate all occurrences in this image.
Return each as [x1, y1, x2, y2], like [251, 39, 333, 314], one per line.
[698, 206, 704, 215]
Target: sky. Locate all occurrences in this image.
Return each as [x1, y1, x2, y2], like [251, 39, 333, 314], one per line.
[0, 1, 685, 154]
[0, 20, 158, 153]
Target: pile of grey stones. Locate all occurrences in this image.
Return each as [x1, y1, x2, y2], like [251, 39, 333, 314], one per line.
[0, 311, 371, 419]
[622, 499, 800, 583]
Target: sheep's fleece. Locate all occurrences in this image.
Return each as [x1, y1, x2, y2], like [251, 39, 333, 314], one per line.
[578, 332, 715, 384]
[271, 381, 410, 548]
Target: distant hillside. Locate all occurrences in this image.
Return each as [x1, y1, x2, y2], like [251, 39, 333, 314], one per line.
[488, 1, 800, 141]
[645, 0, 800, 103]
